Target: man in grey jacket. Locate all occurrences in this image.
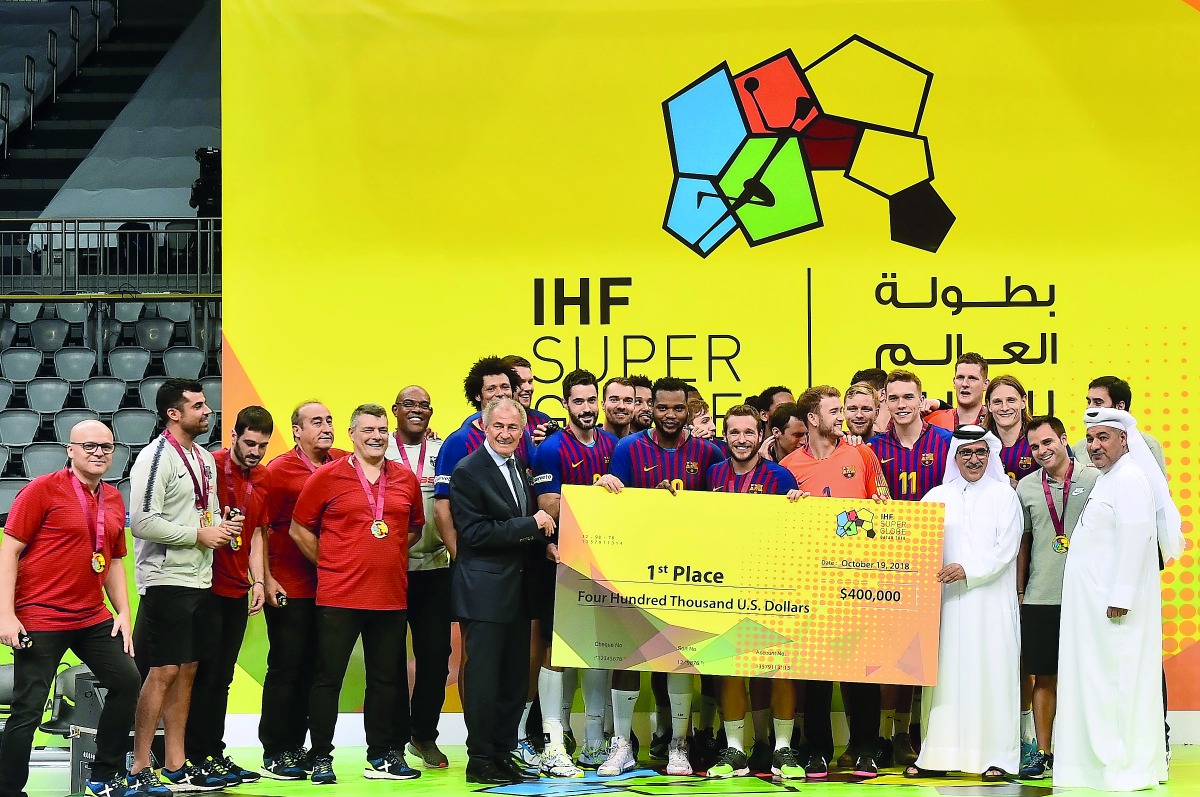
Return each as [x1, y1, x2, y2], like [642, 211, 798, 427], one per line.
[127, 379, 242, 794]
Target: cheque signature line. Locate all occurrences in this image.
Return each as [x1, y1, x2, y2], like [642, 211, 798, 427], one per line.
[600, 579, 792, 592]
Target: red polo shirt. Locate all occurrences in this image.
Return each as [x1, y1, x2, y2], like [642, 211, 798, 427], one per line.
[211, 448, 270, 599]
[263, 446, 349, 598]
[292, 456, 422, 611]
[4, 469, 127, 631]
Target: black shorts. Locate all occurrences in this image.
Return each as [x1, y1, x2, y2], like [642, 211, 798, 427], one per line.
[136, 585, 216, 668]
[1021, 603, 1061, 676]
[528, 556, 557, 640]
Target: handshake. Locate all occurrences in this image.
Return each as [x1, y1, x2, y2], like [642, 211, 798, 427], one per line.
[197, 507, 246, 549]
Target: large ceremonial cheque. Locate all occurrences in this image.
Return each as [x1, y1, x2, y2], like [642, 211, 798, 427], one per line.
[550, 486, 945, 685]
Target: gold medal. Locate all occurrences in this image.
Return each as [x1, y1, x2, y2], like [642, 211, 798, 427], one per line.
[91, 552, 106, 573]
[371, 520, 389, 539]
[201, 509, 214, 527]
[231, 534, 243, 551]
[1053, 535, 1069, 554]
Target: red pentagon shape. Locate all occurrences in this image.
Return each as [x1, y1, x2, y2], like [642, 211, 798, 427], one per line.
[734, 51, 820, 136]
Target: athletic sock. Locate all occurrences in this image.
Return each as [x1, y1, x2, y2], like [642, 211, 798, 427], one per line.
[879, 709, 895, 739]
[518, 701, 534, 743]
[1021, 709, 1035, 745]
[667, 673, 693, 741]
[561, 668, 578, 730]
[582, 669, 609, 746]
[773, 718, 794, 751]
[723, 719, 745, 752]
[751, 709, 771, 745]
[539, 668, 565, 747]
[612, 690, 639, 742]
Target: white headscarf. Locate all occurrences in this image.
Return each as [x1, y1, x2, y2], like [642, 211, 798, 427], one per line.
[1084, 407, 1184, 561]
[944, 425, 1008, 487]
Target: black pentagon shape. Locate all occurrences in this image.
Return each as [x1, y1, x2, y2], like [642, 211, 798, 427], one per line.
[889, 181, 954, 252]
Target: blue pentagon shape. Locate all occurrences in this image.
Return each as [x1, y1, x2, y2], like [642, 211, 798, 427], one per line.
[663, 176, 739, 257]
[664, 64, 750, 178]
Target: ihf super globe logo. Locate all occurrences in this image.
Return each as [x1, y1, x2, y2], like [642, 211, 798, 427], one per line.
[663, 37, 954, 257]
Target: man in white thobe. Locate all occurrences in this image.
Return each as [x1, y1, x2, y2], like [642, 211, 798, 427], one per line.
[1054, 408, 1184, 791]
[910, 426, 1022, 780]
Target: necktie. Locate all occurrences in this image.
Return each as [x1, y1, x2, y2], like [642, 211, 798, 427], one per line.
[505, 458, 527, 515]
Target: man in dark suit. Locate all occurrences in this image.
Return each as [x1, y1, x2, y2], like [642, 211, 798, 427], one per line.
[450, 396, 556, 785]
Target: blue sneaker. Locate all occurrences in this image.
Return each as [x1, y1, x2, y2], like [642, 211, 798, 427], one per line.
[1020, 740, 1037, 772]
[219, 756, 260, 783]
[310, 755, 337, 785]
[199, 756, 240, 786]
[85, 775, 131, 797]
[161, 761, 225, 791]
[125, 768, 170, 797]
[260, 750, 305, 780]
[364, 749, 421, 780]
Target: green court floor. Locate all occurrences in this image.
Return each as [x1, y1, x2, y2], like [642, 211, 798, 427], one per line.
[26, 745, 1197, 797]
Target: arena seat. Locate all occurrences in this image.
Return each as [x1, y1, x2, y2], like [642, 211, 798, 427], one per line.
[53, 409, 99, 443]
[21, 443, 65, 479]
[0, 348, 41, 383]
[138, 377, 166, 411]
[200, 376, 221, 412]
[0, 319, 16, 350]
[0, 409, 40, 446]
[112, 407, 156, 446]
[0, 478, 28, 519]
[30, 319, 69, 353]
[108, 346, 151, 382]
[0, 378, 12, 411]
[107, 443, 131, 481]
[5, 301, 40, 325]
[163, 346, 204, 379]
[53, 347, 97, 382]
[135, 316, 175, 352]
[0, 444, 8, 474]
[25, 377, 70, 415]
[83, 377, 128, 414]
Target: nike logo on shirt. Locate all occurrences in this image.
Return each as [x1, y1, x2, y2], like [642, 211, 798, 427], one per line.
[643, 465, 657, 472]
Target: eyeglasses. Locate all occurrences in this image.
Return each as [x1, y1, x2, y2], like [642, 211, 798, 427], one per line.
[956, 449, 989, 461]
[70, 442, 116, 454]
[396, 400, 433, 411]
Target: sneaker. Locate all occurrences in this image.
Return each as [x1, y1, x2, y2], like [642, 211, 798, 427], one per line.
[310, 755, 336, 785]
[126, 768, 171, 797]
[707, 748, 749, 778]
[295, 747, 315, 775]
[406, 740, 449, 769]
[772, 747, 804, 780]
[564, 730, 577, 756]
[892, 732, 918, 766]
[836, 749, 854, 769]
[576, 740, 609, 770]
[1018, 749, 1052, 779]
[666, 739, 692, 776]
[86, 775, 132, 797]
[746, 741, 772, 773]
[1021, 740, 1038, 771]
[365, 749, 420, 780]
[649, 732, 670, 761]
[803, 753, 829, 779]
[875, 736, 895, 767]
[219, 756, 259, 784]
[512, 738, 541, 769]
[199, 757, 239, 787]
[161, 761, 225, 791]
[690, 728, 718, 772]
[852, 754, 879, 778]
[540, 743, 584, 778]
[260, 751, 305, 781]
[597, 737, 637, 776]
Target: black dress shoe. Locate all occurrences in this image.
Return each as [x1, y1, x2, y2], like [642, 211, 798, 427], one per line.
[495, 758, 539, 781]
[466, 760, 517, 785]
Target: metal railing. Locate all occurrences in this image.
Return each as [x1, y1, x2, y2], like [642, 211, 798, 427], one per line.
[47, 29, 58, 104]
[1, 218, 222, 294]
[23, 55, 35, 130]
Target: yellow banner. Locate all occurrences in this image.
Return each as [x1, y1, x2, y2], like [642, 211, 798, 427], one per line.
[551, 486, 945, 685]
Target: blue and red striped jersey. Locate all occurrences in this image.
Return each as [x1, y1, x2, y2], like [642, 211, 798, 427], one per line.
[526, 407, 554, 438]
[867, 423, 952, 501]
[608, 430, 724, 491]
[433, 412, 533, 497]
[531, 427, 619, 494]
[706, 459, 797, 495]
[1000, 438, 1039, 485]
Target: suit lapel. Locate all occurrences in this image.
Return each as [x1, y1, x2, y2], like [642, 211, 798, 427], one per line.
[482, 453, 521, 515]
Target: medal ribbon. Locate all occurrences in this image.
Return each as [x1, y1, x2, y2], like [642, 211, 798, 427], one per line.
[70, 471, 105, 558]
[394, 435, 427, 480]
[351, 456, 387, 525]
[1042, 461, 1074, 536]
[726, 462, 759, 493]
[163, 430, 208, 510]
[295, 445, 328, 473]
[223, 453, 253, 511]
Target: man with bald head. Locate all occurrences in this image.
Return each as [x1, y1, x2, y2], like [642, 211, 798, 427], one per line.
[258, 400, 349, 780]
[386, 385, 453, 768]
[0, 421, 141, 797]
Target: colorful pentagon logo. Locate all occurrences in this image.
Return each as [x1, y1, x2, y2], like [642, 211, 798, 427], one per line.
[836, 508, 876, 539]
[663, 37, 954, 257]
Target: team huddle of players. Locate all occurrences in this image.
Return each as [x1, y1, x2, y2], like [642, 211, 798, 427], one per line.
[434, 352, 1143, 783]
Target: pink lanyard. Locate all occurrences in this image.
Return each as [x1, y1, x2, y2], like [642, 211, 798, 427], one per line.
[163, 430, 208, 510]
[350, 456, 387, 524]
[1042, 462, 1074, 536]
[70, 471, 105, 554]
[394, 435, 426, 480]
[223, 454, 253, 510]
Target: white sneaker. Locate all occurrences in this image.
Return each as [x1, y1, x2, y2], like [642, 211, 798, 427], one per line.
[540, 744, 584, 778]
[597, 737, 636, 776]
[666, 739, 692, 776]
[577, 740, 609, 769]
[512, 738, 540, 769]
